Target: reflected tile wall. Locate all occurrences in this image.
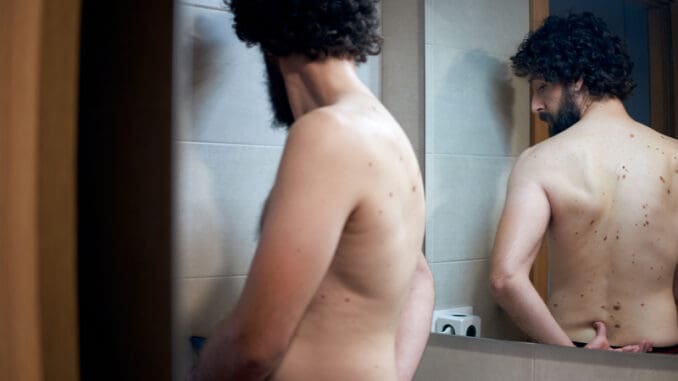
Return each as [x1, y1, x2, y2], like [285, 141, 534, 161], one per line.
[172, 3, 382, 380]
[426, 155, 513, 263]
[424, 0, 529, 340]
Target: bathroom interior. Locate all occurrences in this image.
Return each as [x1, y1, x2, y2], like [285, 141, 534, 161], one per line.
[2, 0, 678, 380]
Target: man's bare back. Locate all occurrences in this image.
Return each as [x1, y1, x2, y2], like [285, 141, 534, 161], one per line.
[520, 102, 678, 346]
[492, 11, 675, 351]
[268, 92, 428, 380]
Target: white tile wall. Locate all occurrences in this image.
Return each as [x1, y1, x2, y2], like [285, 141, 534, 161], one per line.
[424, 0, 530, 340]
[178, 0, 226, 11]
[425, 0, 529, 58]
[426, 154, 513, 263]
[174, 142, 283, 278]
[425, 47, 529, 156]
[174, 6, 287, 145]
[429, 260, 525, 340]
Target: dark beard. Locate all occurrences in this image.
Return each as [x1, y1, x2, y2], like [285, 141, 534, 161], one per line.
[263, 55, 295, 129]
[539, 89, 581, 137]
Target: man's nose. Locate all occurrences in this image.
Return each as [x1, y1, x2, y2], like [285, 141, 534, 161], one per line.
[531, 96, 544, 114]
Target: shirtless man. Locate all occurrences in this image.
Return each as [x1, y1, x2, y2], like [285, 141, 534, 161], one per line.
[490, 12, 678, 353]
[191, 1, 435, 380]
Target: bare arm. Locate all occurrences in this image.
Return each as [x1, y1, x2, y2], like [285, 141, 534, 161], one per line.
[191, 116, 359, 380]
[395, 254, 435, 381]
[489, 152, 574, 347]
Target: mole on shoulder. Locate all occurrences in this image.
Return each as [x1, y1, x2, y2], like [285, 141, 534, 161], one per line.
[590, 220, 595, 225]
[368, 161, 373, 167]
[388, 192, 393, 198]
[629, 134, 634, 138]
[344, 297, 351, 303]
[613, 304, 621, 311]
[615, 324, 621, 329]
[412, 185, 417, 192]
[603, 236, 608, 241]
[660, 176, 666, 183]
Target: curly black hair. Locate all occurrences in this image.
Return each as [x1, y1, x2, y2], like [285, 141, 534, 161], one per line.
[510, 12, 635, 100]
[226, 0, 383, 63]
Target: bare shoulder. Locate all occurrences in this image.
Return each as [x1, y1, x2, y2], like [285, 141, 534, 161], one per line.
[287, 108, 353, 148]
[511, 141, 554, 183]
[286, 107, 368, 160]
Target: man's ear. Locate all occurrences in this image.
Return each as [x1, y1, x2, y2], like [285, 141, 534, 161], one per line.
[572, 77, 584, 92]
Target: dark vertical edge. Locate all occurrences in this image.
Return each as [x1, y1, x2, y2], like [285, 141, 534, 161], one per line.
[77, 1, 174, 379]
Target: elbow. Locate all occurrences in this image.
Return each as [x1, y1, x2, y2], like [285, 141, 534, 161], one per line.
[234, 334, 287, 376]
[489, 271, 520, 303]
[489, 274, 505, 300]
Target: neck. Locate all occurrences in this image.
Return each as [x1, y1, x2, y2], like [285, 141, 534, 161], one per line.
[277, 55, 370, 119]
[579, 96, 630, 121]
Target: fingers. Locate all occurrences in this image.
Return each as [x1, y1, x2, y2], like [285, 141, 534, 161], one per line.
[583, 322, 654, 353]
[584, 322, 609, 350]
[611, 340, 654, 353]
[592, 321, 607, 337]
[639, 340, 653, 353]
[614, 345, 641, 353]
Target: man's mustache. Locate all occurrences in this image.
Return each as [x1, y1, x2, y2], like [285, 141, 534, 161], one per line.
[539, 112, 553, 124]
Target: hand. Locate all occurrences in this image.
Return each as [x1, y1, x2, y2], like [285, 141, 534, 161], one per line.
[584, 321, 653, 353]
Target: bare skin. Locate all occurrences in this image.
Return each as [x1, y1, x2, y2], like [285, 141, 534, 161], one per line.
[192, 56, 434, 381]
[491, 79, 678, 349]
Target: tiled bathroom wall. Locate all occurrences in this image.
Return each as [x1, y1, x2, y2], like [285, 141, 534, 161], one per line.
[172, 1, 381, 379]
[424, 0, 531, 340]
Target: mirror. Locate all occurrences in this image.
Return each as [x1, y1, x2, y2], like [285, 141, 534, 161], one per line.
[424, 0, 676, 347]
[423, 0, 530, 341]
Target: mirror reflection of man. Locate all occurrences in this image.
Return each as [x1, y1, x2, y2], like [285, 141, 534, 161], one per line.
[490, 12, 678, 353]
[191, 1, 435, 380]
